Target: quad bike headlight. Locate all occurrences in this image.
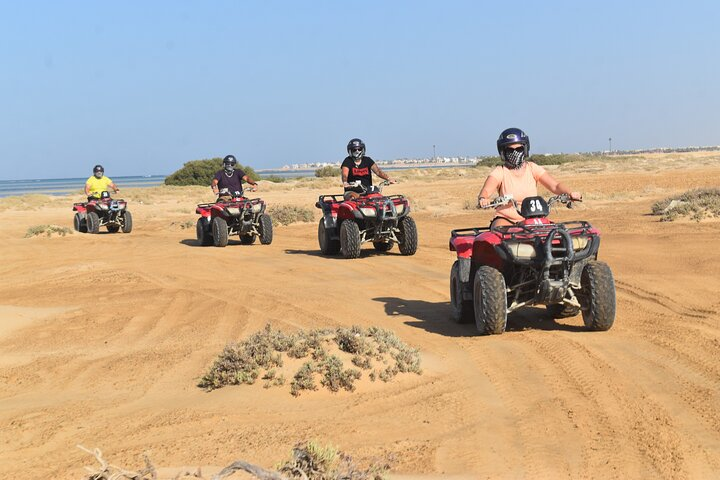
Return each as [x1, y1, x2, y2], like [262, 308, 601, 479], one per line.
[225, 207, 241, 216]
[571, 236, 589, 251]
[97, 203, 109, 211]
[505, 241, 537, 260]
[395, 204, 405, 215]
[360, 207, 376, 217]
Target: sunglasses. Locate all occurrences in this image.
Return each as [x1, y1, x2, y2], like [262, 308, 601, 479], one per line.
[351, 147, 363, 152]
[506, 146, 524, 152]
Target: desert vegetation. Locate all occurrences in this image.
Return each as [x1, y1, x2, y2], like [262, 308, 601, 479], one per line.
[268, 205, 316, 226]
[25, 224, 73, 237]
[165, 158, 260, 186]
[79, 441, 390, 480]
[315, 165, 340, 178]
[199, 324, 422, 396]
[651, 187, 720, 221]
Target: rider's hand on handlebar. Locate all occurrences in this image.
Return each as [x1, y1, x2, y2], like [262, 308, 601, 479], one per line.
[478, 197, 490, 208]
[570, 192, 582, 202]
[387, 178, 397, 184]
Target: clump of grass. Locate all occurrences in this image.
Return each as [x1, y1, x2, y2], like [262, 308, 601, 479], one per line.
[315, 165, 341, 178]
[268, 204, 315, 226]
[262, 174, 288, 183]
[25, 225, 73, 238]
[651, 188, 720, 222]
[170, 220, 195, 230]
[201, 324, 421, 396]
[278, 441, 391, 480]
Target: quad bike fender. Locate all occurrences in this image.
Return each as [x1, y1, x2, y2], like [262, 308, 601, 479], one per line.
[471, 232, 505, 271]
[338, 203, 363, 221]
[450, 235, 475, 259]
[322, 214, 338, 230]
[73, 203, 87, 214]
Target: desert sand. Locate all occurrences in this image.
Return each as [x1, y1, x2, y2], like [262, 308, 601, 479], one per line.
[1, 152, 719, 479]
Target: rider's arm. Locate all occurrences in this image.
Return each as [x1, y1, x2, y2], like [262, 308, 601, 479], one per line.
[538, 172, 582, 201]
[341, 166, 350, 187]
[477, 175, 500, 207]
[371, 164, 396, 183]
[110, 182, 119, 193]
[211, 178, 220, 194]
[84, 183, 92, 195]
[242, 175, 258, 189]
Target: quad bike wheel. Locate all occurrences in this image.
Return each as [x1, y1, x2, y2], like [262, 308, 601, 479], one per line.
[450, 260, 473, 324]
[546, 303, 581, 319]
[73, 213, 87, 233]
[212, 216, 229, 247]
[196, 217, 212, 246]
[472, 265, 508, 335]
[318, 219, 340, 255]
[106, 225, 120, 233]
[86, 212, 101, 234]
[259, 214, 273, 245]
[373, 240, 393, 252]
[240, 234, 256, 245]
[579, 261, 616, 331]
[398, 216, 418, 256]
[340, 220, 361, 259]
[122, 211, 133, 234]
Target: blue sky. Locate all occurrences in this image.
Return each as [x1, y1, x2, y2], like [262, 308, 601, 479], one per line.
[1, 0, 718, 180]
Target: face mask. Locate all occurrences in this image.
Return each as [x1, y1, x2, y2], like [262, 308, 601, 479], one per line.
[224, 164, 234, 173]
[351, 149, 363, 160]
[504, 149, 525, 169]
[94, 171, 103, 178]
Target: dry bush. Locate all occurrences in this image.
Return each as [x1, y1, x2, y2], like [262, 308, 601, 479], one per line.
[200, 325, 421, 396]
[268, 204, 316, 226]
[0, 194, 64, 211]
[25, 224, 73, 237]
[79, 441, 390, 480]
[651, 188, 720, 222]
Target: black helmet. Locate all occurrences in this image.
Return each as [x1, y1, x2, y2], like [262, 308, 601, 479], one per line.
[347, 138, 366, 160]
[93, 165, 104, 178]
[223, 155, 237, 167]
[497, 128, 529, 169]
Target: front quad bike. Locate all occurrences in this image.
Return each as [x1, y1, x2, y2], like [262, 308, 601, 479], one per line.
[195, 191, 273, 247]
[72, 191, 132, 234]
[448, 194, 615, 334]
[315, 180, 418, 259]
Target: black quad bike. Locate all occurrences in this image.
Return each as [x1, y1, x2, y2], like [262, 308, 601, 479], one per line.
[195, 189, 273, 247]
[449, 194, 615, 334]
[315, 180, 418, 258]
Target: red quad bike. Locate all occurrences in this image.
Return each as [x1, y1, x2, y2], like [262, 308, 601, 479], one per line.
[195, 189, 273, 247]
[315, 180, 418, 259]
[73, 191, 132, 234]
[449, 194, 616, 335]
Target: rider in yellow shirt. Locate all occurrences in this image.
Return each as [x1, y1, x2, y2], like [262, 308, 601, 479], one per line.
[85, 165, 119, 200]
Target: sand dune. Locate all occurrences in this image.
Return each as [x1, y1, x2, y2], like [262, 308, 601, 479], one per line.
[1, 153, 719, 479]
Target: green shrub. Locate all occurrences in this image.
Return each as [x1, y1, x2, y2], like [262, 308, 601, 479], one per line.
[315, 165, 340, 178]
[164, 157, 259, 186]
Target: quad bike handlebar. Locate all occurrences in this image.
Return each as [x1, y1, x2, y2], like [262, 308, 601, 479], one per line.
[478, 194, 515, 209]
[548, 193, 579, 209]
[346, 179, 393, 194]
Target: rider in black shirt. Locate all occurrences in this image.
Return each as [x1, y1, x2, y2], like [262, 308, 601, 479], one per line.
[341, 138, 395, 199]
[211, 155, 258, 200]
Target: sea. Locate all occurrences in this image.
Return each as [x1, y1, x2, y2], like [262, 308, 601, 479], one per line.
[0, 163, 476, 198]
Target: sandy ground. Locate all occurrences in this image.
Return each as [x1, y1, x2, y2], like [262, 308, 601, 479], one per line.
[1, 152, 719, 479]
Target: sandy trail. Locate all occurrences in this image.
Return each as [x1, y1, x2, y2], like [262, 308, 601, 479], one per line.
[0, 154, 719, 479]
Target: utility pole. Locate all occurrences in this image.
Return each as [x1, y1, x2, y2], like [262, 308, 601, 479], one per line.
[608, 137, 612, 154]
[433, 144, 436, 162]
